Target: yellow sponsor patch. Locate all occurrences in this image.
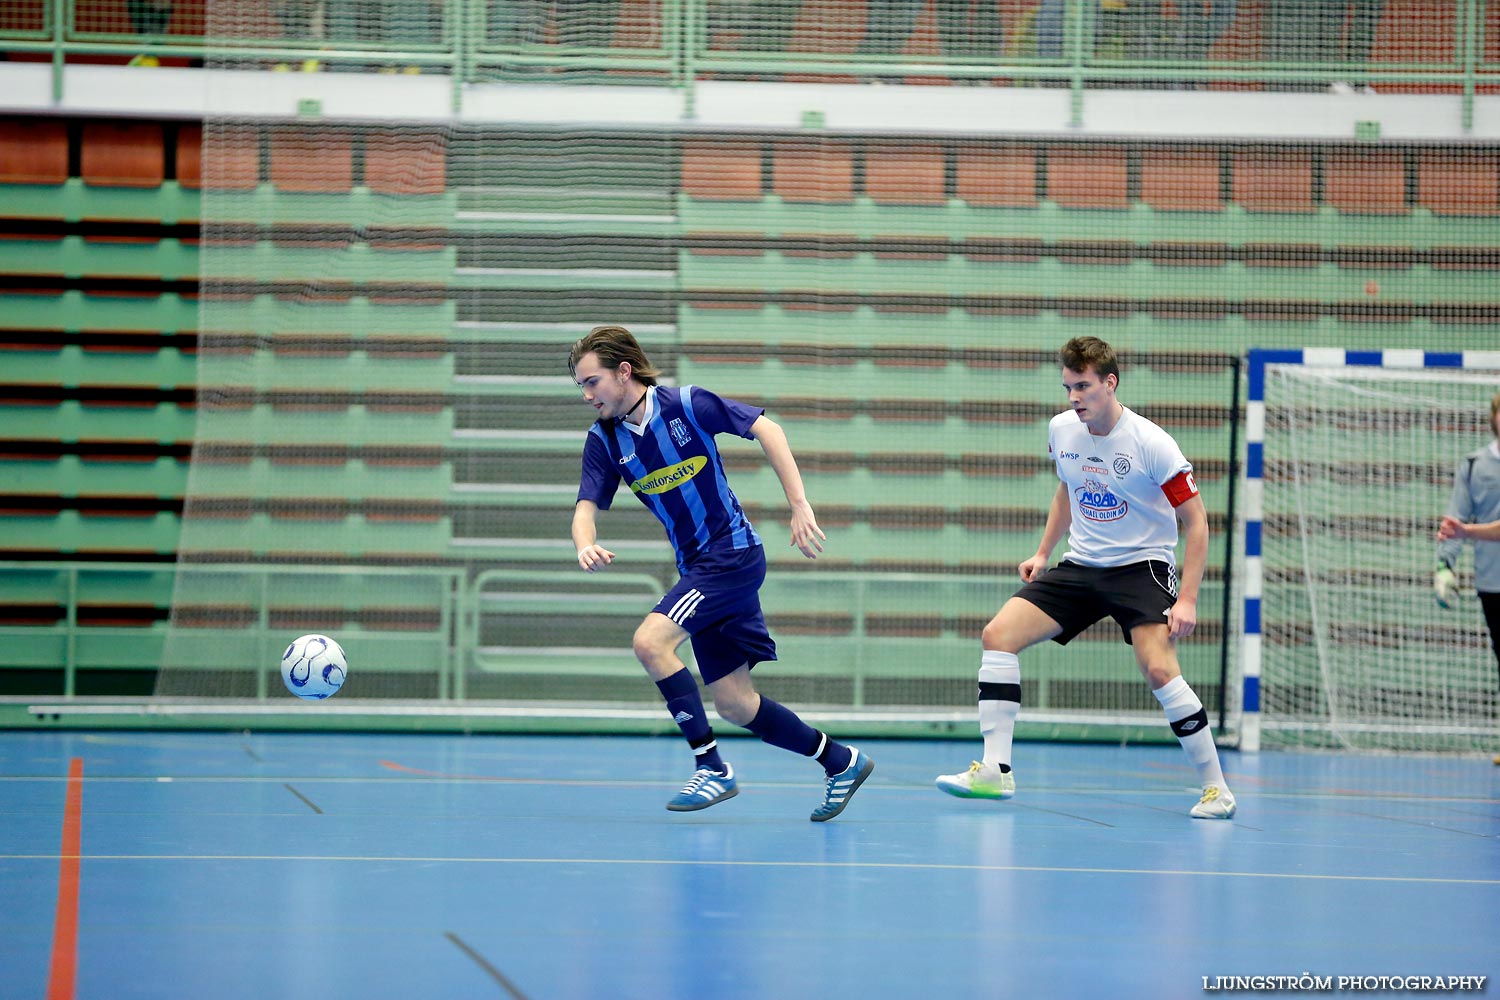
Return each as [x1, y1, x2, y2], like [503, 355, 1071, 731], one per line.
[630, 456, 707, 495]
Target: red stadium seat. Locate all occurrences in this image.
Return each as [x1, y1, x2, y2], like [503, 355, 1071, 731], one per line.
[955, 146, 1038, 208]
[178, 125, 262, 191]
[1325, 150, 1408, 214]
[0, 118, 69, 185]
[269, 128, 354, 193]
[864, 145, 946, 206]
[1141, 148, 1223, 212]
[365, 131, 448, 196]
[1417, 151, 1500, 216]
[1047, 146, 1128, 209]
[1231, 150, 1316, 213]
[772, 142, 855, 203]
[175, 124, 203, 189]
[81, 121, 166, 188]
[681, 140, 763, 200]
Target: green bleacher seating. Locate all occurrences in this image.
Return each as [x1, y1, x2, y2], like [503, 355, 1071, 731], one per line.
[5, 115, 1498, 703]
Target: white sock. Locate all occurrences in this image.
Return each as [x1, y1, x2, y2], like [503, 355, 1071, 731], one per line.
[978, 650, 1021, 769]
[1153, 675, 1226, 789]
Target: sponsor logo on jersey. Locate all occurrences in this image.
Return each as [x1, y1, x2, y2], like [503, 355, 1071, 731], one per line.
[1059, 451, 1081, 460]
[1076, 478, 1129, 521]
[1087, 455, 1104, 462]
[1082, 464, 1108, 475]
[619, 452, 636, 464]
[632, 455, 707, 495]
[670, 418, 692, 448]
[1113, 455, 1132, 476]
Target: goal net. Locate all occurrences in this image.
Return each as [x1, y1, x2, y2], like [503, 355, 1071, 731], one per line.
[1246, 350, 1500, 753]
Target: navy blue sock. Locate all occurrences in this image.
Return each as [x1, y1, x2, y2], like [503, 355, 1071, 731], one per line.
[655, 669, 726, 774]
[745, 697, 853, 776]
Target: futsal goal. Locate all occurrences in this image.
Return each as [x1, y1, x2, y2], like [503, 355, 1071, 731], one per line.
[1242, 348, 1500, 753]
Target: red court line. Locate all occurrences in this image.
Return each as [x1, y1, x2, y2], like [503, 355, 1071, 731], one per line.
[47, 757, 83, 1000]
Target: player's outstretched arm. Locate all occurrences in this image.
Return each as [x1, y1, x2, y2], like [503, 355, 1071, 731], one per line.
[1020, 482, 1071, 582]
[1169, 494, 1209, 639]
[750, 414, 826, 559]
[572, 500, 616, 572]
[1439, 515, 1500, 543]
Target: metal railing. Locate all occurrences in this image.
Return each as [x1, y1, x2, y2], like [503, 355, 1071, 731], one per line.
[2, 0, 1495, 125]
[0, 560, 464, 700]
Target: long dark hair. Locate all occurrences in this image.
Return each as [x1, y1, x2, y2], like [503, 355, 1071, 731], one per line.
[567, 325, 662, 385]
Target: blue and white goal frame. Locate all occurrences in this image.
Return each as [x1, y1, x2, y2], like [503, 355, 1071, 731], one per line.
[1240, 347, 1500, 752]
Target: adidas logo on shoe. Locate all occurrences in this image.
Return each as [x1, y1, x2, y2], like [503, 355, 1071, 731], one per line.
[673, 711, 693, 723]
[667, 764, 738, 812]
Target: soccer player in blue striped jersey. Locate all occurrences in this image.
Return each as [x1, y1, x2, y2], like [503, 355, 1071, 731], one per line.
[568, 325, 874, 821]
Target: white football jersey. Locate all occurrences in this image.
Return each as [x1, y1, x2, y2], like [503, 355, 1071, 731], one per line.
[1047, 405, 1194, 568]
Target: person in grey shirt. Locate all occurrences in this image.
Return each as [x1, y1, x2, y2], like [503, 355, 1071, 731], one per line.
[1436, 391, 1500, 678]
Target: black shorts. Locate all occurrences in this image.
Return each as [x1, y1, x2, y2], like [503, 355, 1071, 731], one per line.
[1013, 559, 1179, 646]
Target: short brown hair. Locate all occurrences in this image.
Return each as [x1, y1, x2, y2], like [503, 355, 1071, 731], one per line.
[1491, 391, 1500, 436]
[567, 325, 662, 385]
[1059, 336, 1119, 383]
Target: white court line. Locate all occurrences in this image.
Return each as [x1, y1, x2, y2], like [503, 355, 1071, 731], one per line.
[0, 774, 1493, 806]
[0, 853, 1494, 886]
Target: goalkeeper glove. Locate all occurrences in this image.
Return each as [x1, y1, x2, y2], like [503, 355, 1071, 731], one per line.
[1434, 566, 1458, 608]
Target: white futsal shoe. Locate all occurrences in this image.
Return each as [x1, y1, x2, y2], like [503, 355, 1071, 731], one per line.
[1190, 783, 1236, 819]
[935, 761, 1016, 800]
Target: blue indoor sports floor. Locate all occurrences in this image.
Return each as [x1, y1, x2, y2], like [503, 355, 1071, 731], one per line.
[3, 730, 1497, 1000]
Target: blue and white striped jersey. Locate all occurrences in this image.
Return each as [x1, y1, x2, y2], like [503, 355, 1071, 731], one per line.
[577, 385, 764, 572]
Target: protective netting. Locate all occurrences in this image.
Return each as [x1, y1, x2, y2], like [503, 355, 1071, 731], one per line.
[117, 2, 1495, 740]
[154, 114, 1251, 727]
[1259, 363, 1500, 752]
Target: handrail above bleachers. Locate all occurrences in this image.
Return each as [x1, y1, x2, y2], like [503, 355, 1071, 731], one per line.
[2, 0, 1498, 121]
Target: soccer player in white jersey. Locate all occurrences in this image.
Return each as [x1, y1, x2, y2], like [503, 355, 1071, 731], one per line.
[569, 325, 874, 821]
[936, 336, 1236, 819]
[1436, 391, 1500, 686]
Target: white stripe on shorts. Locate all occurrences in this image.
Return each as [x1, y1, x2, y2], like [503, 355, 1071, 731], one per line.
[1148, 560, 1178, 598]
[667, 588, 706, 624]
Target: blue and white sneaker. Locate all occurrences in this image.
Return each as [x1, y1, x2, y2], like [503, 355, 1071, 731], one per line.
[666, 764, 738, 812]
[810, 748, 875, 822]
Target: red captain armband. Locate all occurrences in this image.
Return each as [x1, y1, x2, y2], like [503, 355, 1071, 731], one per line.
[1161, 470, 1199, 508]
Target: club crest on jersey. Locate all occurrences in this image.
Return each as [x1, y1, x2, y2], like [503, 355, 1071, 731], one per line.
[669, 418, 692, 448]
[1077, 478, 1128, 522]
[631, 455, 707, 495]
[1113, 455, 1132, 476]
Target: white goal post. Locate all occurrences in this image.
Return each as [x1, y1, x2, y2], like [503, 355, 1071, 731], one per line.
[1242, 348, 1500, 753]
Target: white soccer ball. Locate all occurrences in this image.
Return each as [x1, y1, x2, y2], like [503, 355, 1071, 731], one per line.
[280, 633, 348, 700]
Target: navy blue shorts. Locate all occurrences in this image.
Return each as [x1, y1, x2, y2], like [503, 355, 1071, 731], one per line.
[1013, 559, 1179, 646]
[653, 544, 777, 684]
